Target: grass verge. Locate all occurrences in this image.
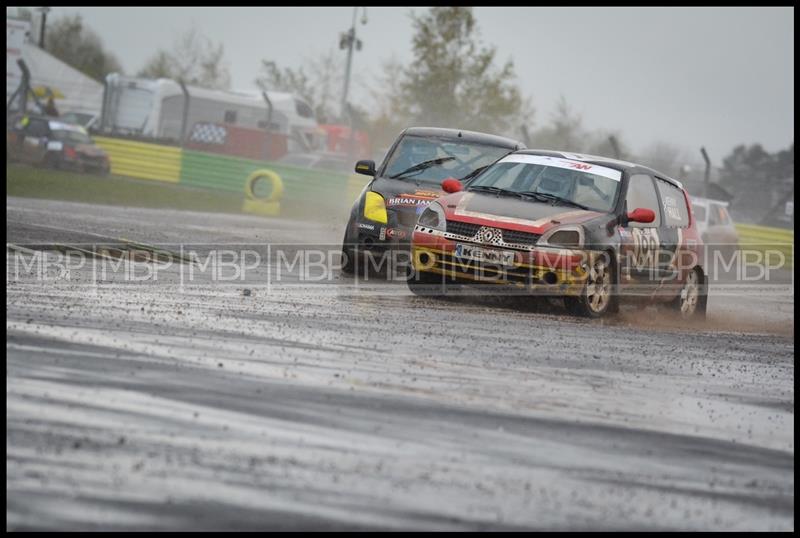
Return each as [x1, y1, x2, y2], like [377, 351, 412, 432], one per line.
[735, 223, 794, 270]
[7, 163, 245, 214]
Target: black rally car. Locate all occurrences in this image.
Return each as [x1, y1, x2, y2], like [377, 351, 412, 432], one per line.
[341, 127, 525, 273]
[7, 113, 110, 175]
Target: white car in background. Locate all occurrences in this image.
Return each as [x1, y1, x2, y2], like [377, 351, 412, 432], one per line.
[691, 196, 739, 254]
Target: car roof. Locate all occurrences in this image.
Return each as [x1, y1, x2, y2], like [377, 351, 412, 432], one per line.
[691, 196, 729, 207]
[514, 149, 685, 188]
[403, 127, 526, 150]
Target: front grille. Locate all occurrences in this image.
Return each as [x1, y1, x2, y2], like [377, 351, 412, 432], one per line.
[446, 220, 481, 238]
[446, 220, 540, 247]
[501, 229, 541, 246]
[431, 250, 538, 285]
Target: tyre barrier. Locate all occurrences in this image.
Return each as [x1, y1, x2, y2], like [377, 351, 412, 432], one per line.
[241, 169, 284, 217]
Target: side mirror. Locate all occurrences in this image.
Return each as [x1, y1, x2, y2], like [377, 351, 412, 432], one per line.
[354, 159, 376, 176]
[441, 177, 463, 193]
[626, 207, 656, 223]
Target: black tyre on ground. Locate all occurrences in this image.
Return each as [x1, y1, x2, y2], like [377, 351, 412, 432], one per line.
[668, 267, 707, 320]
[564, 253, 617, 318]
[340, 223, 359, 275]
[406, 269, 445, 296]
[340, 246, 358, 275]
[43, 152, 61, 170]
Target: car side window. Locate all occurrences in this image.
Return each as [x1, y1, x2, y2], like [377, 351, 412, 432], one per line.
[26, 119, 49, 138]
[655, 178, 689, 228]
[625, 174, 661, 227]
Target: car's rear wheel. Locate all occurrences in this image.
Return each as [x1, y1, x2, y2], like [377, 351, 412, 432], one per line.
[669, 267, 706, 320]
[43, 152, 62, 170]
[564, 254, 615, 318]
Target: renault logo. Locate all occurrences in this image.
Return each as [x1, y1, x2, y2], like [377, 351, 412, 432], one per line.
[477, 226, 501, 244]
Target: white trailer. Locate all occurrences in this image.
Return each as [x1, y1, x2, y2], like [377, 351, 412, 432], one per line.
[101, 74, 323, 153]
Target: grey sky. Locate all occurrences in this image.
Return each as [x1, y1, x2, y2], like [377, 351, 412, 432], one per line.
[23, 7, 796, 159]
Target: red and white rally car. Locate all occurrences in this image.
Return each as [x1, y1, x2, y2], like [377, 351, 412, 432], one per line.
[409, 150, 707, 319]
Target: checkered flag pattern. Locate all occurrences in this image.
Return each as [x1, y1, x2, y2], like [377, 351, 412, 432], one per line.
[189, 123, 227, 145]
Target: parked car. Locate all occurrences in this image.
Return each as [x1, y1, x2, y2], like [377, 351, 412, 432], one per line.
[340, 127, 526, 274]
[7, 113, 110, 175]
[408, 150, 707, 319]
[690, 196, 739, 255]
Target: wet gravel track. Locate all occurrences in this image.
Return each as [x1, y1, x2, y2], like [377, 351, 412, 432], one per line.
[6, 197, 794, 530]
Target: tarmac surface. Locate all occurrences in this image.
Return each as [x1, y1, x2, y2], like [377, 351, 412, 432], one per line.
[6, 196, 794, 530]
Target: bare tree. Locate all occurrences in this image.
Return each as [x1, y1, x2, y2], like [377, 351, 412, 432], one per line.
[255, 49, 344, 124]
[139, 27, 231, 90]
[528, 96, 584, 152]
[636, 141, 688, 177]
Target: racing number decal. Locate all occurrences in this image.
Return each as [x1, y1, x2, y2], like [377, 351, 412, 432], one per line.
[631, 228, 660, 269]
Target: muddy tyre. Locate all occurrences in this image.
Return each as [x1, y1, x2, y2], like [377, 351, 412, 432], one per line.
[668, 267, 707, 320]
[564, 254, 616, 318]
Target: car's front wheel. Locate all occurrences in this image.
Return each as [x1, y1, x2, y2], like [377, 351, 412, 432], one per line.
[43, 152, 61, 170]
[340, 223, 359, 275]
[341, 246, 358, 275]
[406, 269, 444, 296]
[564, 254, 615, 318]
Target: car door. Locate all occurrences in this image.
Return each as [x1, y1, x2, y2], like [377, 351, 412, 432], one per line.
[653, 177, 692, 296]
[618, 173, 664, 295]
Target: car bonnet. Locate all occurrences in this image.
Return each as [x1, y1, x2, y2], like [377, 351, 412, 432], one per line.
[437, 191, 605, 234]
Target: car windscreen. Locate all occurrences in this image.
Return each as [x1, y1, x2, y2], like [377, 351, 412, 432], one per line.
[51, 129, 94, 145]
[382, 135, 513, 184]
[60, 113, 93, 126]
[468, 154, 621, 212]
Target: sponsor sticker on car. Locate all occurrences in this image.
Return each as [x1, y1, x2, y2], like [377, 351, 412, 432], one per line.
[386, 190, 441, 208]
[386, 228, 407, 240]
[455, 243, 516, 267]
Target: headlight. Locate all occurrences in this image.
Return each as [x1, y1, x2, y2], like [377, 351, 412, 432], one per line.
[363, 191, 388, 224]
[540, 225, 584, 248]
[417, 202, 446, 232]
